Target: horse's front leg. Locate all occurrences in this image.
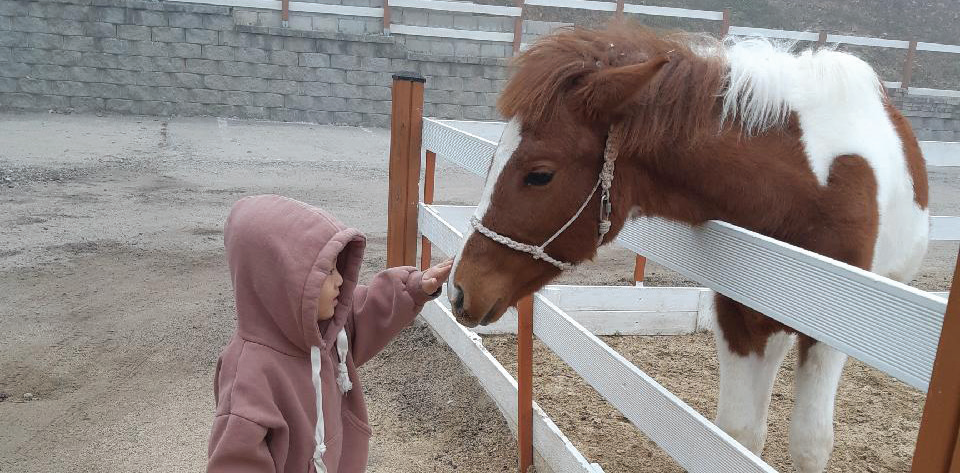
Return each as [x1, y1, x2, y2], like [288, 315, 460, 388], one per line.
[714, 296, 794, 455]
[789, 337, 846, 473]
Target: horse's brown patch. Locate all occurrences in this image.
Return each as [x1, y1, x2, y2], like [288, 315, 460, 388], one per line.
[885, 100, 929, 209]
[715, 152, 880, 359]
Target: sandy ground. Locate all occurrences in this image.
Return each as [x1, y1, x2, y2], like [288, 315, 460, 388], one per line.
[0, 112, 957, 472]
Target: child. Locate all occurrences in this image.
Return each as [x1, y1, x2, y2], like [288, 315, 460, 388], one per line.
[207, 194, 452, 473]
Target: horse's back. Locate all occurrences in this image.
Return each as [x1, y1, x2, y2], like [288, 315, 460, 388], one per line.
[725, 42, 930, 281]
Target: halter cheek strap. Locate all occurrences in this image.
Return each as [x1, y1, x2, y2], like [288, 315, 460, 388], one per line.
[470, 125, 620, 271]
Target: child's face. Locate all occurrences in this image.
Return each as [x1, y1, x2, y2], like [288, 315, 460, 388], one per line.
[316, 267, 343, 322]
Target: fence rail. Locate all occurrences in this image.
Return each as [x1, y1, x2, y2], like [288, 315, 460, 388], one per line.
[532, 293, 776, 472]
[419, 298, 599, 473]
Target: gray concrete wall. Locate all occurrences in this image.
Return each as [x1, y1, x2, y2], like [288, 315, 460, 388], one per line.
[892, 92, 960, 142]
[0, 0, 508, 126]
[1, 0, 959, 139]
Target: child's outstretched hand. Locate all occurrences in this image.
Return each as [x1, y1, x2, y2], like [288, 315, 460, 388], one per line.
[421, 259, 453, 295]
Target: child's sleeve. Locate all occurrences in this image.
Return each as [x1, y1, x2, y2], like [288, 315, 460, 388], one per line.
[207, 414, 276, 473]
[349, 266, 440, 366]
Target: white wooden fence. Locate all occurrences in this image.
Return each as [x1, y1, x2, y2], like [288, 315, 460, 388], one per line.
[413, 116, 957, 472]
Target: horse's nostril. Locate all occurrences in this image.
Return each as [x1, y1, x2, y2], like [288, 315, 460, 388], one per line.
[452, 285, 465, 310]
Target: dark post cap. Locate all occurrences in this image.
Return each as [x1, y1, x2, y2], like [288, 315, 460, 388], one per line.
[392, 72, 426, 83]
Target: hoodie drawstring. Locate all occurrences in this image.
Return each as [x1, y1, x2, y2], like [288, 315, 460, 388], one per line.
[336, 328, 353, 394]
[311, 327, 352, 472]
[310, 345, 328, 473]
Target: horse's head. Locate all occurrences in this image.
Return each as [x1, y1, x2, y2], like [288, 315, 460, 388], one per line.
[447, 25, 681, 327]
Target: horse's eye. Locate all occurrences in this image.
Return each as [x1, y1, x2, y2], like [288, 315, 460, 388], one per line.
[524, 171, 554, 186]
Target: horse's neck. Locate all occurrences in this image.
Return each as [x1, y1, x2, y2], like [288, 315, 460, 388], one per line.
[623, 123, 814, 235]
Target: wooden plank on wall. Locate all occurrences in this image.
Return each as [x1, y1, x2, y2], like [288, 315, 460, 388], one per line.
[391, 24, 515, 42]
[727, 26, 819, 41]
[392, 0, 521, 16]
[524, 0, 616, 12]
[621, 3, 724, 20]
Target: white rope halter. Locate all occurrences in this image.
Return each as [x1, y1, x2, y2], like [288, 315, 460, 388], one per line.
[470, 126, 620, 271]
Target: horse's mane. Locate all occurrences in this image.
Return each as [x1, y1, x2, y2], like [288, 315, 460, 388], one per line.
[498, 22, 728, 154]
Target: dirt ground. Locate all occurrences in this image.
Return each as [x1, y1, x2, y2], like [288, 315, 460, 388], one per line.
[1, 112, 957, 472]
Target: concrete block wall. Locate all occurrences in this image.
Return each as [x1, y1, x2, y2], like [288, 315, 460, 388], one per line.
[893, 92, 960, 142]
[521, 19, 570, 47]
[235, 0, 385, 36]
[391, 7, 514, 59]
[0, 0, 507, 125]
[1, 0, 958, 135]
[233, 9, 383, 36]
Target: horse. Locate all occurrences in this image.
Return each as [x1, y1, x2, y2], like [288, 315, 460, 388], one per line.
[446, 23, 929, 472]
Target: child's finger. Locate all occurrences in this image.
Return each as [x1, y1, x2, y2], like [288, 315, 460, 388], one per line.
[428, 262, 452, 277]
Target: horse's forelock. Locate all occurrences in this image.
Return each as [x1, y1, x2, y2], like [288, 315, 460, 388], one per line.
[497, 23, 728, 153]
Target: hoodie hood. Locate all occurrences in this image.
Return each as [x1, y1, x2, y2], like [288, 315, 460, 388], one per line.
[224, 194, 365, 355]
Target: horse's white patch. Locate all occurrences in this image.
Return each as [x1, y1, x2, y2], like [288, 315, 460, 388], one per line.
[714, 330, 794, 454]
[790, 343, 847, 473]
[722, 39, 928, 280]
[476, 118, 523, 219]
[448, 118, 523, 298]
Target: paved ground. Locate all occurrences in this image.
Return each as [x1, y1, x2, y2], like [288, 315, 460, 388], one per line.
[0, 111, 956, 472]
[0, 112, 515, 472]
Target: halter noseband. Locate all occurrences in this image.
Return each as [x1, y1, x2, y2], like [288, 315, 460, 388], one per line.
[469, 126, 620, 271]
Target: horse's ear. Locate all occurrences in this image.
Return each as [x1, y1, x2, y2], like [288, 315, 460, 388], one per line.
[575, 55, 670, 119]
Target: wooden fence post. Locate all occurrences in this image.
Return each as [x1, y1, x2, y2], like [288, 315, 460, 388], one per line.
[420, 150, 436, 270]
[912, 250, 960, 472]
[615, 0, 624, 19]
[817, 31, 827, 47]
[721, 9, 730, 37]
[387, 72, 425, 268]
[902, 40, 918, 91]
[517, 294, 534, 473]
[512, 0, 524, 56]
[633, 255, 647, 286]
[281, 0, 289, 27]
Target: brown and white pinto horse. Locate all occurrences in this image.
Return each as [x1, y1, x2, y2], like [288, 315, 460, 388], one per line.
[447, 24, 929, 472]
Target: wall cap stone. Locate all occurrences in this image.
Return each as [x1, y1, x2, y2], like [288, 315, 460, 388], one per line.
[35, 0, 231, 15]
[237, 25, 395, 44]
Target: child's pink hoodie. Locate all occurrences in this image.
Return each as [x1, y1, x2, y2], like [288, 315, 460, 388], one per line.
[207, 194, 437, 473]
